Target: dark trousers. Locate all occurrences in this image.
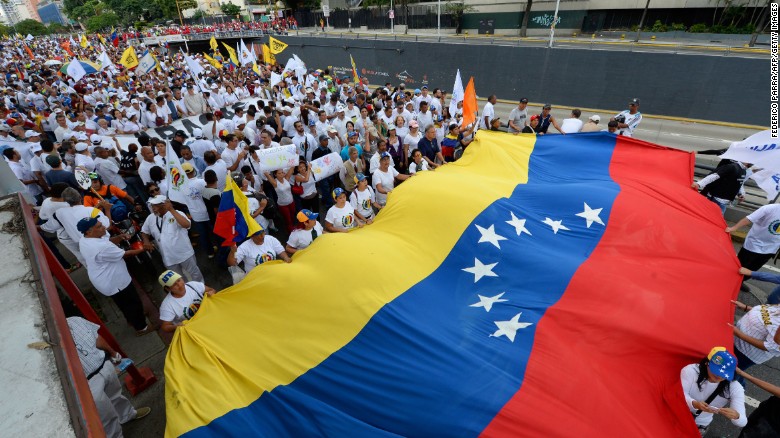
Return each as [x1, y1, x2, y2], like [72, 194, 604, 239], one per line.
[192, 220, 215, 255]
[300, 194, 319, 214]
[316, 176, 335, 210]
[110, 283, 147, 331]
[737, 247, 774, 272]
[734, 347, 757, 387]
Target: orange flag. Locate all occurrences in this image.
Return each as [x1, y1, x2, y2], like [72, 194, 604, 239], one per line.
[23, 42, 34, 60]
[460, 77, 477, 129]
[61, 40, 74, 57]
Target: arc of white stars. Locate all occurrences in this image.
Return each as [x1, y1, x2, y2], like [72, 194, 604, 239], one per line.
[506, 212, 532, 237]
[575, 203, 605, 228]
[490, 313, 534, 342]
[475, 224, 508, 249]
[542, 217, 570, 234]
[462, 258, 498, 283]
[469, 292, 508, 312]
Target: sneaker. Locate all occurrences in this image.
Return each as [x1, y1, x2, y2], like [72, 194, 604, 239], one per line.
[135, 325, 156, 337]
[134, 407, 151, 420]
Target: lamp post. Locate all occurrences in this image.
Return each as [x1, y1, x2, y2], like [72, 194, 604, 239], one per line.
[547, 0, 561, 48]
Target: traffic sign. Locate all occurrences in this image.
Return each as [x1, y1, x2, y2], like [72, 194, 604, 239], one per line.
[323, 5, 330, 17]
[389, 10, 395, 19]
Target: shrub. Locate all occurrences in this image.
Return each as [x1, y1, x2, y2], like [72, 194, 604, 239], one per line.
[688, 23, 708, 33]
[651, 20, 668, 32]
[670, 22, 686, 31]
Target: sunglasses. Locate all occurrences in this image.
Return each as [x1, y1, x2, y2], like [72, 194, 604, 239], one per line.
[149, 187, 160, 194]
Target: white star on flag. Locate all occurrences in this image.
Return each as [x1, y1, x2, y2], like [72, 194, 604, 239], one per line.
[462, 258, 498, 283]
[542, 217, 570, 234]
[469, 292, 508, 312]
[490, 313, 533, 342]
[575, 203, 605, 228]
[475, 224, 508, 249]
[506, 212, 532, 236]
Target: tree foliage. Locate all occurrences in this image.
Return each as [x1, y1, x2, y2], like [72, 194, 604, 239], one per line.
[85, 12, 121, 32]
[221, 3, 242, 16]
[16, 19, 49, 36]
[47, 23, 70, 34]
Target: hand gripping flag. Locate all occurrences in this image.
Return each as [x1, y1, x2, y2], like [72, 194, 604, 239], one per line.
[119, 46, 139, 69]
[165, 131, 739, 437]
[213, 175, 262, 246]
[268, 36, 288, 54]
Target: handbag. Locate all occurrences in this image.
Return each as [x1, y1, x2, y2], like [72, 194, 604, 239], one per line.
[291, 181, 304, 195]
[155, 115, 164, 127]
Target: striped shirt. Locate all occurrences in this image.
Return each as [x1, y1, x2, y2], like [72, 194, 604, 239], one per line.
[735, 305, 780, 364]
[66, 317, 105, 376]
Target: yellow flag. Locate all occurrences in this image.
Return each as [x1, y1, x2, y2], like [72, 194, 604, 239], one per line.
[80, 34, 89, 48]
[97, 34, 106, 45]
[119, 46, 139, 69]
[221, 42, 239, 66]
[204, 53, 223, 69]
[252, 61, 261, 76]
[261, 44, 275, 65]
[268, 36, 288, 55]
[209, 36, 219, 52]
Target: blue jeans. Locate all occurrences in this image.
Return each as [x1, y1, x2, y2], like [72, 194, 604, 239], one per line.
[706, 196, 728, 215]
[734, 347, 756, 387]
[768, 286, 780, 304]
[316, 176, 335, 210]
[746, 271, 780, 304]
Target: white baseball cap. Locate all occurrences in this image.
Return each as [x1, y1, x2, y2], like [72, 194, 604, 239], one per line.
[148, 195, 167, 205]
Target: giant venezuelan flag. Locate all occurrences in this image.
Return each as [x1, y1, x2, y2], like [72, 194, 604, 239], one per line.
[166, 131, 741, 437]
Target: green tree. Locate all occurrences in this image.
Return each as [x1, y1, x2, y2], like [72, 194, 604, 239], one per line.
[191, 9, 207, 20]
[154, 0, 197, 19]
[85, 12, 121, 32]
[220, 3, 241, 16]
[445, 1, 476, 34]
[0, 24, 11, 36]
[15, 19, 49, 36]
[519, 0, 533, 37]
[47, 23, 69, 34]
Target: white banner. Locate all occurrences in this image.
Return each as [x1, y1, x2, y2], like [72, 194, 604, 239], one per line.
[719, 130, 780, 171]
[310, 152, 342, 181]
[165, 140, 190, 204]
[750, 168, 780, 200]
[256, 145, 299, 174]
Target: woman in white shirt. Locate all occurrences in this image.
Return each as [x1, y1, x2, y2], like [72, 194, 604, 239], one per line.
[394, 115, 409, 140]
[222, 85, 240, 106]
[325, 187, 360, 233]
[293, 160, 318, 213]
[403, 120, 423, 159]
[158, 270, 216, 333]
[119, 114, 141, 134]
[680, 348, 746, 436]
[264, 167, 296, 233]
[408, 149, 429, 174]
[349, 173, 379, 223]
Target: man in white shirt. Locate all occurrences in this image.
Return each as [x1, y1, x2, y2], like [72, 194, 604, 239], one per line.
[415, 101, 434, 131]
[292, 121, 317, 162]
[188, 128, 217, 158]
[612, 98, 643, 137]
[560, 109, 584, 134]
[725, 203, 780, 271]
[221, 134, 247, 172]
[3, 148, 42, 203]
[507, 98, 529, 133]
[77, 217, 154, 335]
[93, 146, 127, 190]
[141, 196, 204, 282]
[203, 151, 228, 190]
[138, 146, 157, 185]
[331, 106, 349, 139]
[481, 95, 496, 130]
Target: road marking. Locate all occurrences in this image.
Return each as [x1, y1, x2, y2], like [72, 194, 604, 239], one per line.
[745, 395, 761, 408]
[762, 264, 780, 273]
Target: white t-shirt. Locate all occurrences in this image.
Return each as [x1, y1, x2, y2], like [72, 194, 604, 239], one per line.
[141, 210, 194, 266]
[744, 204, 780, 254]
[507, 107, 528, 133]
[78, 236, 132, 296]
[409, 160, 429, 174]
[560, 118, 583, 134]
[615, 110, 642, 137]
[350, 186, 376, 219]
[159, 282, 206, 325]
[680, 363, 746, 428]
[372, 167, 399, 206]
[94, 156, 126, 189]
[403, 132, 423, 156]
[189, 139, 217, 158]
[274, 178, 294, 206]
[481, 102, 495, 129]
[205, 160, 228, 191]
[235, 235, 285, 272]
[286, 222, 324, 251]
[221, 147, 241, 170]
[183, 178, 210, 223]
[75, 153, 95, 172]
[325, 204, 358, 231]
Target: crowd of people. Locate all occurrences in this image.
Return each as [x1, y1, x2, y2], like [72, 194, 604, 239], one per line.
[124, 17, 297, 41]
[0, 27, 776, 437]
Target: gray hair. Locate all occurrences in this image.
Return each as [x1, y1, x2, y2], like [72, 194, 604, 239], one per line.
[348, 146, 358, 155]
[424, 124, 435, 133]
[61, 187, 82, 206]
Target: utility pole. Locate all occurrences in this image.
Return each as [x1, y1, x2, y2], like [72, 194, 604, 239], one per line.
[547, 0, 560, 48]
[634, 0, 651, 42]
[749, 0, 772, 47]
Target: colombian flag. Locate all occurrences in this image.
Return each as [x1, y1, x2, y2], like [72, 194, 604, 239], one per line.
[165, 132, 739, 437]
[213, 175, 261, 246]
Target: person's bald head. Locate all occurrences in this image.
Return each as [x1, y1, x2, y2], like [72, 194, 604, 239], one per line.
[140, 146, 154, 161]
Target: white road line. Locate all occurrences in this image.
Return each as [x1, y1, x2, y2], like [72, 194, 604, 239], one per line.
[745, 395, 761, 408]
[761, 264, 780, 273]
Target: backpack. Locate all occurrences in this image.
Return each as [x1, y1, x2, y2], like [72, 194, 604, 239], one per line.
[84, 185, 129, 222]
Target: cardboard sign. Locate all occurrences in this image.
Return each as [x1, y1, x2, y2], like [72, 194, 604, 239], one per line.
[256, 144, 299, 174]
[310, 152, 342, 181]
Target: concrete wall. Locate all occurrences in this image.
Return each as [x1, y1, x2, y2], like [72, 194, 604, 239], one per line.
[250, 36, 768, 125]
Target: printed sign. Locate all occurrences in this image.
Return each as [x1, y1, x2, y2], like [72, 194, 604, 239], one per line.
[74, 168, 91, 190]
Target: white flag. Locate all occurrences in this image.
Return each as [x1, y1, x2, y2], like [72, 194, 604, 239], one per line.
[239, 39, 254, 66]
[750, 169, 780, 200]
[97, 50, 116, 72]
[137, 51, 158, 74]
[165, 140, 190, 204]
[719, 130, 780, 171]
[66, 59, 87, 82]
[25, 34, 33, 41]
[449, 69, 464, 118]
[183, 53, 204, 78]
[270, 72, 283, 87]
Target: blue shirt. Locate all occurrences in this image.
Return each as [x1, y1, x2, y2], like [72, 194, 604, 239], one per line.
[417, 136, 440, 162]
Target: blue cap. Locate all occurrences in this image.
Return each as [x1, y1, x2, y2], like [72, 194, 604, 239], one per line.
[76, 217, 99, 234]
[708, 350, 736, 381]
[348, 131, 358, 138]
[297, 209, 319, 222]
[355, 173, 366, 182]
[332, 187, 345, 200]
[380, 152, 391, 159]
[414, 88, 421, 94]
